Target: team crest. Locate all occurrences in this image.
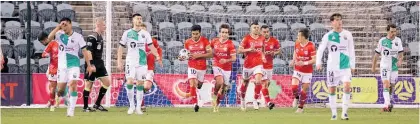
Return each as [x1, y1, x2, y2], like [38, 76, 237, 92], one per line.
[304, 51, 308, 55]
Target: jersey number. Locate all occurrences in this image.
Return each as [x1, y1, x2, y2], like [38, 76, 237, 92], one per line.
[190, 69, 196, 74]
[328, 71, 334, 83]
[382, 69, 388, 77]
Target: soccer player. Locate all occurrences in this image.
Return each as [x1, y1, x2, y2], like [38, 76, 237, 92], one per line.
[372, 24, 403, 112]
[46, 17, 95, 117]
[179, 25, 212, 112]
[117, 14, 161, 115]
[316, 13, 355, 120]
[210, 24, 236, 112]
[82, 18, 110, 112]
[260, 25, 280, 110]
[39, 32, 59, 112]
[139, 23, 163, 112]
[290, 28, 316, 113]
[238, 22, 266, 111]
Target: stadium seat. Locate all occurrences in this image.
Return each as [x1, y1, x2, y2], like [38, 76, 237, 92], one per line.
[172, 60, 188, 74]
[25, 21, 42, 41]
[408, 42, 419, 57]
[151, 5, 170, 26]
[19, 3, 37, 23]
[170, 4, 188, 25]
[177, 22, 193, 42]
[391, 6, 408, 26]
[400, 23, 417, 43]
[309, 23, 328, 44]
[1, 39, 14, 58]
[158, 22, 176, 42]
[208, 5, 225, 24]
[133, 4, 151, 22]
[227, 5, 244, 25]
[197, 22, 213, 40]
[188, 4, 206, 23]
[4, 21, 24, 40]
[18, 58, 38, 73]
[281, 40, 295, 61]
[143, 22, 153, 33]
[1, 2, 14, 17]
[290, 22, 306, 41]
[57, 3, 76, 21]
[245, 5, 262, 24]
[234, 22, 249, 42]
[264, 5, 281, 25]
[43, 21, 58, 34]
[33, 40, 45, 55]
[232, 40, 240, 48]
[7, 58, 19, 73]
[72, 22, 83, 35]
[155, 59, 172, 74]
[38, 3, 56, 23]
[165, 40, 183, 60]
[410, 5, 419, 26]
[38, 57, 50, 73]
[13, 39, 33, 59]
[301, 5, 318, 26]
[272, 22, 289, 41]
[283, 5, 300, 25]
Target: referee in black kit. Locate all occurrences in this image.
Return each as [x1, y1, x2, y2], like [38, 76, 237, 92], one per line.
[82, 18, 110, 112]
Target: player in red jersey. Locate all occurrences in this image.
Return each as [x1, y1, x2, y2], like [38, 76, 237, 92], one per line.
[39, 32, 60, 111]
[290, 28, 316, 113]
[210, 24, 236, 112]
[179, 25, 212, 112]
[139, 23, 163, 112]
[238, 22, 266, 111]
[260, 25, 281, 110]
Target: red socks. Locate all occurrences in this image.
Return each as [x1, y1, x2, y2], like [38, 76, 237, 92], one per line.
[292, 85, 299, 99]
[254, 84, 262, 100]
[298, 90, 307, 108]
[50, 92, 55, 105]
[141, 99, 145, 107]
[190, 86, 197, 105]
[240, 84, 247, 99]
[262, 88, 270, 104]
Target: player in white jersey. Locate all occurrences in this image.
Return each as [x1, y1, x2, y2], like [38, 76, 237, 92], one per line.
[315, 13, 355, 120]
[117, 14, 161, 115]
[46, 18, 95, 117]
[372, 24, 404, 112]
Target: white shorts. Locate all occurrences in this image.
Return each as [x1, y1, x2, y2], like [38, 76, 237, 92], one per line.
[380, 68, 398, 84]
[188, 67, 206, 82]
[145, 70, 154, 82]
[326, 69, 352, 87]
[57, 67, 80, 83]
[213, 66, 231, 85]
[242, 65, 264, 80]
[125, 64, 147, 81]
[292, 71, 312, 83]
[263, 69, 273, 80]
[46, 67, 57, 82]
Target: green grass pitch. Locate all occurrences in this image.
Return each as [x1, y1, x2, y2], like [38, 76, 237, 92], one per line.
[1, 107, 419, 124]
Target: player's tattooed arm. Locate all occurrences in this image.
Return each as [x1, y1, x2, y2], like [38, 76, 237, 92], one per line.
[47, 21, 65, 42]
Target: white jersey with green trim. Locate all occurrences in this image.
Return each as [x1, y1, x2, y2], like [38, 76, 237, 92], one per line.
[119, 29, 153, 67]
[56, 30, 86, 69]
[316, 29, 356, 71]
[375, 37, 403, 71]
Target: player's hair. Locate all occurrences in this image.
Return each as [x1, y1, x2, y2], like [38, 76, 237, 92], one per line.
[219, 24, 230, 33]
[59, 17, 72, 24]
[330, 13, 342, 21]
[38, 32, 49, 41]
[251, 21, 259, 26]
[261, 25, 269, 29]
[299, 28, 310, 39]
[191, 25, 201, 32]
[132, 13, 142, 19]
[386, 24, 397, 31]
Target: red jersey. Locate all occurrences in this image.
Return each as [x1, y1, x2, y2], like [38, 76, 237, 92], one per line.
[294, 41, 316, 73]
[263, 37, 280, 69]
[240, 34, 265, 68]
[210, 38, 236, 71]
[146, 38, 162, 71]
[42, 40, 59, 75]
[185, 37, 210, 70]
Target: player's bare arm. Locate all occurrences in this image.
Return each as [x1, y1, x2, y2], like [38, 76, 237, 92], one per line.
[372, 52, 380, 73]
[117, 45, 124, 71]
[47, 22, 65, 42]
[397, 51, 404, 67]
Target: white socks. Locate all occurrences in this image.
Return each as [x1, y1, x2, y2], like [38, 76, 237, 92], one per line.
[126, 85, 135, 108]
[342, 92, 350, 115]
[383, 88, 390, 107]
[329, 94, 337, 116]
[136, 86, 144, 108]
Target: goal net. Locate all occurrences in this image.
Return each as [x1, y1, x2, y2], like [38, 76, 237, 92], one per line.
[91, 1, 419, 108]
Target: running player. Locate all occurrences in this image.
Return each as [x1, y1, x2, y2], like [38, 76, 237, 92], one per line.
[39, 32, 59, 112]
[238, 22, 266, 111]
[260, 25, 280, 110]
[46, 17, 95, 117]
[210, 24, 236, 112]
[117, 14, 161, 115]
[179, 25, 212, 112]
[372, 24, 403, 112]
[290, 28, 316, 113]
[82, 18, 110, 112]
[139, 23, 163, 112]
[316, 13, 355, 120]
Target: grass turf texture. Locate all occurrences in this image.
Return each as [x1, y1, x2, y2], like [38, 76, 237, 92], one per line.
[2, 107, 418, 124]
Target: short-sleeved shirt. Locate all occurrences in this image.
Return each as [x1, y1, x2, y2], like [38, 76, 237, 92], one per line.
[240, 34, 265, 68]
[119, 29, 153, 67]
[294, 41, 316, 73]
[42, 40, 59, 74]
[375, 37, 404, 71]
[184, 36, 210, 70]
[55, 31, 86, 69]
[146, 38, 162, 70]
[263, 37, 280, 69]
[211, 38, 236, 71]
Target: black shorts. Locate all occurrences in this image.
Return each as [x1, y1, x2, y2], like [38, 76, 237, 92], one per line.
[84, 60, 108, 82]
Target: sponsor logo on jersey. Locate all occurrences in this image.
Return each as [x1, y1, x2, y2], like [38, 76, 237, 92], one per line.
[330, 45, 338, 52]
